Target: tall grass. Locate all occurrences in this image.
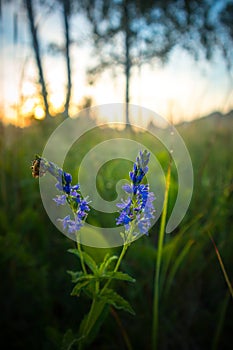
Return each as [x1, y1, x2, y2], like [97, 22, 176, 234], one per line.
[0, 113, 232, 349]
[152, 157, 171, 349]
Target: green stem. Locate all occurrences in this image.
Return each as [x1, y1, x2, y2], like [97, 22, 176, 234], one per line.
[208, 232, 233, 299]
[79, 275, 109, 349]
[78, 223, 133, 348]
[100, 243, 129, 297]
[152, 159, 171, 350]
[78, 242, 129, 350]
[100, 225, 134, 296]
[78, 232, 130, 348]
[76, 236, 87, 274]
[78, 297, 97, 350]
[114, 243, 129, 273]
[73, 209, 87, 274]
[84, 297, 97, 335]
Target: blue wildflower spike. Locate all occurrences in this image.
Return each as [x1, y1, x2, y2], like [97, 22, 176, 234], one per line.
[129, 150, 150, 186]
[32, 155, 90, 233]
[116, 150, 155, 236]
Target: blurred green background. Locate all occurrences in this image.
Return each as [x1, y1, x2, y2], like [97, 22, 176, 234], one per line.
[0, 112, 232, 349]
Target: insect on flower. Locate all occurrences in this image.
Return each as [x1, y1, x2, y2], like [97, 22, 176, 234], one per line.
[31, 156, 46, 178]
[31, 155, 90, 233]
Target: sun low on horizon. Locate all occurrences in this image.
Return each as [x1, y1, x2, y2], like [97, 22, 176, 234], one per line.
[0, 1, 233, 128]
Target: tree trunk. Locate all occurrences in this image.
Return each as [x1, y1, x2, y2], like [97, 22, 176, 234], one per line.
[123, 1, 131, 126]
[62, 0, 72, 117]
[24, 0, 49, 117]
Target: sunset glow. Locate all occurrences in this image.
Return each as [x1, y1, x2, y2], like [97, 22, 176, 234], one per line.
[34, 105, 45, 120]
[49, 94, 65, 116]
[1, 2, 233, 127]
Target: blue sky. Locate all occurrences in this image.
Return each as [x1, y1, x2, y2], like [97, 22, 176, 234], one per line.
[0, 1, 233, 126]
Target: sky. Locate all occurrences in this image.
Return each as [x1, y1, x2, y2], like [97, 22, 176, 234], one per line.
[0, 1, 233, 127]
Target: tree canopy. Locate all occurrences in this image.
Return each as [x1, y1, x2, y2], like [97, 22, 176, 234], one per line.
[81, 0, 233, 123]
[3, 0, 233, 122]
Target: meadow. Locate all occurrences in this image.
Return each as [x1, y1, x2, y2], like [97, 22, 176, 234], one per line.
[0, 112, 232, 349]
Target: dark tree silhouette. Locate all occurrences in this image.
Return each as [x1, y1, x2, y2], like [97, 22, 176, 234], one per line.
[46, 0, 73, 117]
[4, 0, 233, 123]
[82, 0, 176, 124]
[81, 0, 233, 124]
[24, 0, 49, 117]
[62, 0, 72, 117]
[219, 1, 233, 69]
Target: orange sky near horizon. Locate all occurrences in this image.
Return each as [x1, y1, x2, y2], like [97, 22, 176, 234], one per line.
[1, 2, 233, 128]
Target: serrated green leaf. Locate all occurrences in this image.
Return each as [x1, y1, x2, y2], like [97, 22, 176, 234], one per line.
[67, 270, 84, 283]
[99, 254, 118, 273]
[102, 271, 136, 283]
[98, 253, 110, 272]
[103, 255, 118, 271]
[68, 249, 98, 273]
[74, 274, 95, 283]
[98, 254, 109, 274]
[78, 301, 108, 347]
[71, 280, 91, 296]
[99, 288, 135, 315]
[79, 252, 98, 273]
[68, 248, 81, 258]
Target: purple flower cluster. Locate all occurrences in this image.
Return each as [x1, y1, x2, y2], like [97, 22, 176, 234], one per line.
[35, 156, 90, 233]
[116, 150, 155, 235]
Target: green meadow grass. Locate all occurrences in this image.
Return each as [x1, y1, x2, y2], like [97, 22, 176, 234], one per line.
[0, 113, 232, 349]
